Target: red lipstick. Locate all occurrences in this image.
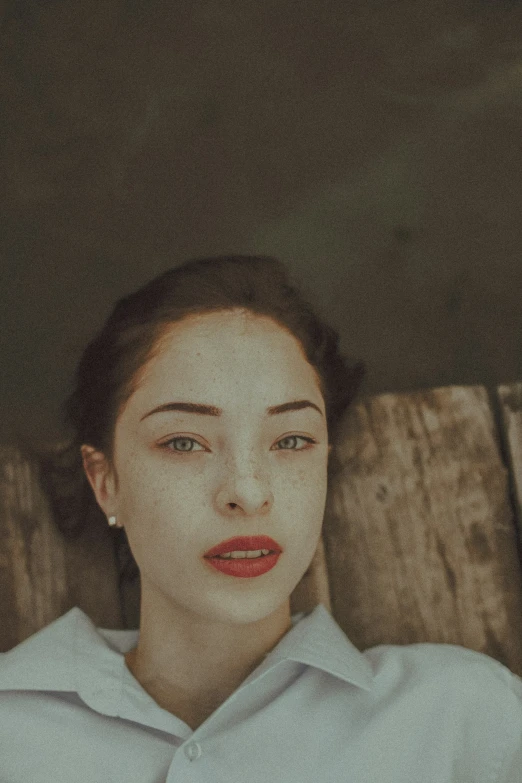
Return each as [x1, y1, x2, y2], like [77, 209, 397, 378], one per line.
[203, 535, 283, 579]
[204, 535, 282, 557]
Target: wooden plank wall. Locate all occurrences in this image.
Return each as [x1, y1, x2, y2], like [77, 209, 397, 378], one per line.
[498, 382, 522, 543]
[0, 446, 123, 651]
[316, 384, 522, 676]
[1, 382, 522, 677]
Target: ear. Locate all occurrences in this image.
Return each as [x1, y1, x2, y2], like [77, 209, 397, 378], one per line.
[81, 444, 118, 517]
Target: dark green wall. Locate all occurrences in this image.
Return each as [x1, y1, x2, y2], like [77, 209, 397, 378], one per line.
[1, 0, 522, 446]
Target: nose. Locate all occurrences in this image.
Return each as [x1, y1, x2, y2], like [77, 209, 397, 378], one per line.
[216, 473, 274, 516]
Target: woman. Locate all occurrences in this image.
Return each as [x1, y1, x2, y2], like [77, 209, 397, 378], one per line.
[1, 255, 521, 782]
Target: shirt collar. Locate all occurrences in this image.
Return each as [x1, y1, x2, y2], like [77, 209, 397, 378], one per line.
[257, 603, 373, 690]
[0, 603, 373, 699]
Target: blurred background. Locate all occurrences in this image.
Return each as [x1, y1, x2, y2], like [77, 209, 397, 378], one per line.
[1, 0, 522, 448]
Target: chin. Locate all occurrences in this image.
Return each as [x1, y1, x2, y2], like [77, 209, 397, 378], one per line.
[203, 593, 291, 626]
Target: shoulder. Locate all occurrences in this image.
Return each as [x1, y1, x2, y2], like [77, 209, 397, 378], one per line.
[363, 640, 522, 752]
[361, 643, 522, 781]
[363, 640, 522, 701]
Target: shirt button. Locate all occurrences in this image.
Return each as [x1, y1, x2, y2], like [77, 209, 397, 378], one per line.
[184, 741, 202, 761]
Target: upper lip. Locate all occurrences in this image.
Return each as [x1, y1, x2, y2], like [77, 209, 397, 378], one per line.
[204, 535, 283, 557]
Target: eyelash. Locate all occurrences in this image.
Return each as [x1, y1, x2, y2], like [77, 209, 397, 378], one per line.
[159, 435, 317, 454]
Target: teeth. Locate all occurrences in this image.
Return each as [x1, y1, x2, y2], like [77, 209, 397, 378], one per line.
[217, 549, 271, 559]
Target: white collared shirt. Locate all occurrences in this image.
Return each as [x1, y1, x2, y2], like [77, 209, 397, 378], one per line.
[0, 603, 521, 782]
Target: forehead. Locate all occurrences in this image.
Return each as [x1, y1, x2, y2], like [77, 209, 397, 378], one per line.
[130, 310, 322, 411]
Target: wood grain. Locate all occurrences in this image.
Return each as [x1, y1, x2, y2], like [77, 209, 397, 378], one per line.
[0, 446, 123, 650]
[323, 385, 522, 675]
[497, 381, 522, 537]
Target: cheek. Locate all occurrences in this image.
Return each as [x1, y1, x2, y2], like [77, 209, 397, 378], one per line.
[116, 460, 174, 524]
[293, 459, 328, 500]
[274, 464, 328, 526]
[117, 457, 210, 535]
[285, 467, 324, 496]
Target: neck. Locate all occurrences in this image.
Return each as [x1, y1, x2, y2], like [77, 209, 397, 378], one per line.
[124, 593, 292, 729]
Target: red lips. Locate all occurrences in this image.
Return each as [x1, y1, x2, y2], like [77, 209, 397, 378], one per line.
[204, 535, 283, 558]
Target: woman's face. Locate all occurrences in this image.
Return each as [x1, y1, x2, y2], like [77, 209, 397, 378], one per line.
[90, 309, 330, 625]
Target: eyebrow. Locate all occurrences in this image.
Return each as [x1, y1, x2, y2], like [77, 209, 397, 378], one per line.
[140, 399, 324, 421]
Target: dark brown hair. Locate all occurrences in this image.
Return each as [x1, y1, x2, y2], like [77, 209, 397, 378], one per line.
[42, 255, 365, 581]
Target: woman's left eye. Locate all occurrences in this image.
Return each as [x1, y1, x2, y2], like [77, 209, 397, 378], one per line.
[162, 437, 205, 453]
[275, 435, 316, 451]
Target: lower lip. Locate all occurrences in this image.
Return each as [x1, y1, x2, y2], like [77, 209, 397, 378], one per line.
[203, 552, 281, 577]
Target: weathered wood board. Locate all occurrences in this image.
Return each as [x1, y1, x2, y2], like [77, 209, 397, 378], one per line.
[497, 382, 522, 540]
[323, 385, 522, 676]
[0, 446, 123, 651]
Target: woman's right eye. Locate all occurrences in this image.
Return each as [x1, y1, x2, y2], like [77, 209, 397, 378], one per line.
[161, 437, 205, 453]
